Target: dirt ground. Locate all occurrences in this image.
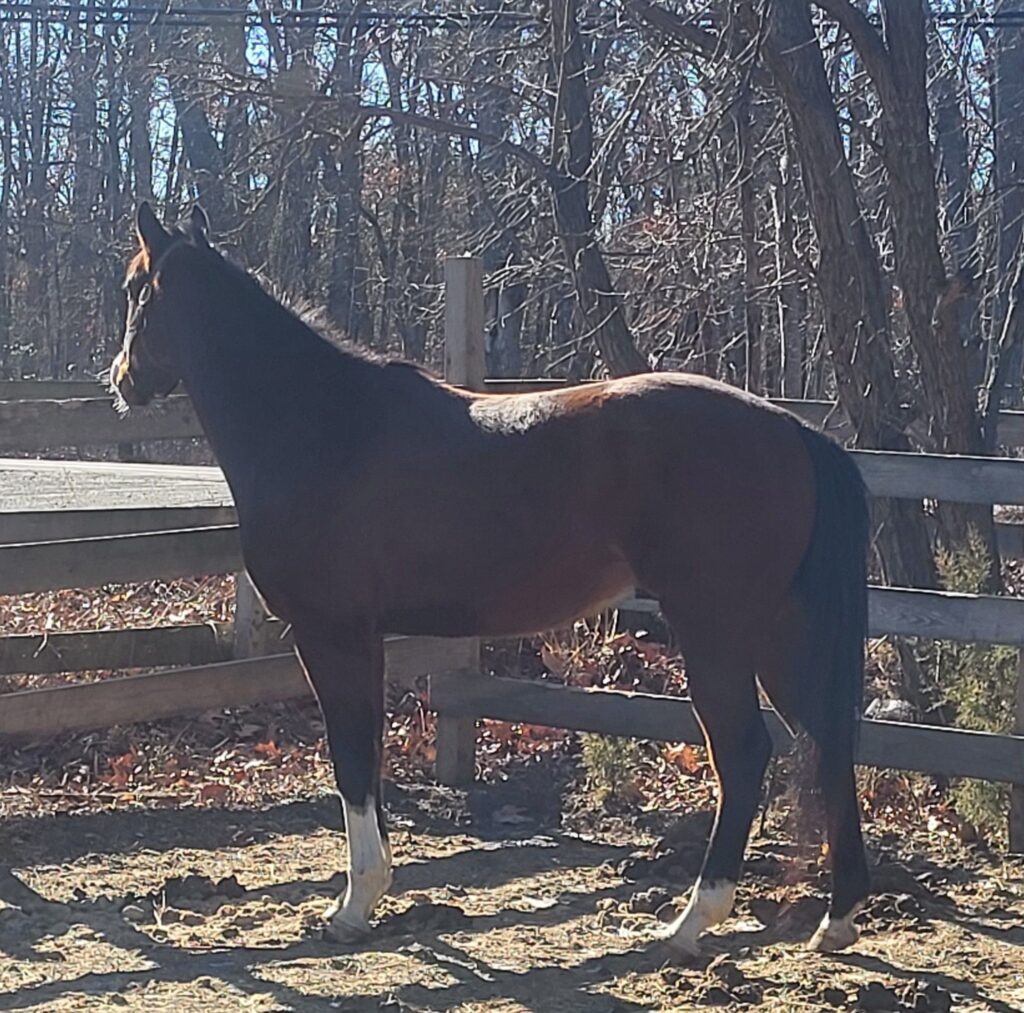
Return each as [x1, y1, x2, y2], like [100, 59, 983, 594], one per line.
[0, 763, 1021, 1013]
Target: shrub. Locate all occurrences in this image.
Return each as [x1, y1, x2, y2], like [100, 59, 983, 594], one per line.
[934, 529, 1015, 844]
[580, 733, 645, 805]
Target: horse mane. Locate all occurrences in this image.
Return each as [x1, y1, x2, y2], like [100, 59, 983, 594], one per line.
[171, 230, 436, 384]
[234, 266, 386, 365]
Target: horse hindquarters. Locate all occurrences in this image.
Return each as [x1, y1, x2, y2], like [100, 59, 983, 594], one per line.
[293, 626, 393, 939]
[626, 406, 818, 957]
[647, 417, 867, 957]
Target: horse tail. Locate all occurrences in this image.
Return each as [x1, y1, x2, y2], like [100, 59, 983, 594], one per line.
[790, 424, 869, 774]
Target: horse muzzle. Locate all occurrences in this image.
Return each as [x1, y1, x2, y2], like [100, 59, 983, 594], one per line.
[110, 352, 152, 407]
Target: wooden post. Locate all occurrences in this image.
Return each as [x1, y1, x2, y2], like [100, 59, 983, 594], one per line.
[444, 256, 487, 390]
[435, 256, 485, 785]
[1011, 650, 1024, 853]
[234, 571, 276, 659]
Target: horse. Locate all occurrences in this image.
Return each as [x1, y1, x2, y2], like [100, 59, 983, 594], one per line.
[108, 202, 870, 958]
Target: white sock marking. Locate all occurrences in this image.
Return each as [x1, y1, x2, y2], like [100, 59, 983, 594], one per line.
[664, 878, 736, 956]
[807, 901, 863, 952]
[328, 795, 392, 935]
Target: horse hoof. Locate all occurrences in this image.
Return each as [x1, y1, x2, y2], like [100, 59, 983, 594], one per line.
[324, 912, 372, 944]
[660, 929, 702, 962]
[807, 912, 860, 952]
[323, 897, 372, 946]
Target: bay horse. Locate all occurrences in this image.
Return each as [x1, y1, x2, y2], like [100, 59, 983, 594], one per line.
[109, 203, 869, 957]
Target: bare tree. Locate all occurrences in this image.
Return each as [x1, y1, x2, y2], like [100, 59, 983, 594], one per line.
[993, 6, 1024, 404]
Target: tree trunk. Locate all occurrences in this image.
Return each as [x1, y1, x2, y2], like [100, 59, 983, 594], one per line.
[737, 81, 764, 394]
[379, 38, 432, 362]
[0, 43, 11, 372]
[548, 0, 647, 376]
[470, 11, 528, 378]
[23, 8, 51, 372]
[761, 0, 937, 592]
[325, 22, 372, 345]
[933, 56, 981, 386]
[874, 2, 979, 457]
[818, 0, 998, 578]
[995, 7, 1024, 403]
[769, 142, 805, 398]
[65, 9, 102, 373]
[128, 24, 154, 205]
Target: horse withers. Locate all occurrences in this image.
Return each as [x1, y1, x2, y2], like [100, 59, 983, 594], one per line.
[109, 203, 870, 957]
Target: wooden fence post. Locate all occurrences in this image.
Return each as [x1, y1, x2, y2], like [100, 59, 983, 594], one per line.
[444, 256, 487, 392]
[234, 571, 275, 659]
[435, 256, 485, 786]
[1011, 650, 1024, 853]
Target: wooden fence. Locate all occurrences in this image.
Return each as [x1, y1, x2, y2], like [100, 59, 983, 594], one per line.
[2, 259, 1024, 848]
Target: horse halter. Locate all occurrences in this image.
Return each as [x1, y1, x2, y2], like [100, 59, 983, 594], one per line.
[132, 234, 188, 318]
[122, 235, 190, 377]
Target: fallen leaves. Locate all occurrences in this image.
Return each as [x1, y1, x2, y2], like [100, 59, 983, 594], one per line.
[664, 743, 705, 776]
[0, 575, 958, 847]
[0, 575, 236, 640]
[198, 783, 230, 804]
[540, 621, 686, 696]
[107, 751, 139, 787]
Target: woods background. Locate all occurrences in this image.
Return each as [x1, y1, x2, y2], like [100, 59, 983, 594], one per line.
[2, 1, 1024, 575]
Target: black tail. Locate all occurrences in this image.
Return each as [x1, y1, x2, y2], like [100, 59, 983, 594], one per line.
[790, 425, 869, 773]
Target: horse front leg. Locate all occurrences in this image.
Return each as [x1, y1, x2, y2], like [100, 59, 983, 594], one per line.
[294, 624, 392, 941]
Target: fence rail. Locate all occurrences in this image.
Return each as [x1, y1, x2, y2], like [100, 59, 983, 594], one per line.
[0, 526, 242, 595]
[0, 505, 235, 544]
[0, 623, 233, 676]
[0, 394, 202, 450]
[0, 636, 478, 742]
[430, 674, 1024, 785]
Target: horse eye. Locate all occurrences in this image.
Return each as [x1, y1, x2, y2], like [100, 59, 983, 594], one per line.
[138, 283, 152, 306]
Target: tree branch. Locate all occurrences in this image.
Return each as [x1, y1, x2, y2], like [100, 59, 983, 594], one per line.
[324, 99, 552, 180]
[812, 0, 893, 100]
[625, 0, 718, 57]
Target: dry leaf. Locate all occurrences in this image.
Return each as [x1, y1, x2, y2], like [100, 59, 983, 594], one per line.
[540, 644, 568, 677]
[664, 744, 702, 774]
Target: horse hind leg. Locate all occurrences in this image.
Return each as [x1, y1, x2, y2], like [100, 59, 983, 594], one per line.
[806, 760, 867, 951]
[660, 633, 772, 959]
[759, 613, 869, 952]
[294, 626, 393, 941]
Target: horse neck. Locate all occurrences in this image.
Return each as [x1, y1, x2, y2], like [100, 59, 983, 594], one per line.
[172, 268, 361, 504]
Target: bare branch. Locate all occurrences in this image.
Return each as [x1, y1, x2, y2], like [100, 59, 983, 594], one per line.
[812, 0, 893, 99]
[339, 100, 551, 180]
[626, 0, 718, 57]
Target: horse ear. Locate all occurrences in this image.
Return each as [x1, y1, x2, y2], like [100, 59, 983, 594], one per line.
[136, 202, 170, 255]
[188, 204, 210, 243]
